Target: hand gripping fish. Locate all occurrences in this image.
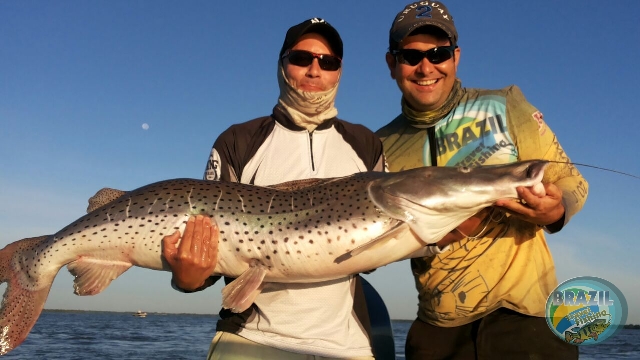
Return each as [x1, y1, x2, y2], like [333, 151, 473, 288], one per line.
[0, 160, 548, 355]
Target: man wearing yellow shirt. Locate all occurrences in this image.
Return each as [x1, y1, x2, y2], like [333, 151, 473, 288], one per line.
[376, 2, 587, 359]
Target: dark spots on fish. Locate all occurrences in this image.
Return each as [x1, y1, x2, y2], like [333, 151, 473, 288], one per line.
[309, 240, 314, 244]
[266, 256, 271, 260]
[222, 238, 228, 242]
[260, 240, 265, 244]
[236, 248, 240, 252]
[296, 250, 301, 254]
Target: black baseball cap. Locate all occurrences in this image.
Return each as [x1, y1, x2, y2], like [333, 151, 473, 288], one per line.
[279, 18, 343, 59]
[389, 1, 458, 50]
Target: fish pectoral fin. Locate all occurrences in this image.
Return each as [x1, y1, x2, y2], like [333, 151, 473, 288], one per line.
[87, 187, 127, 213]
[221, 262, 267, 313]
[334, 221, 407, 264]
[67, 258, 132, 296]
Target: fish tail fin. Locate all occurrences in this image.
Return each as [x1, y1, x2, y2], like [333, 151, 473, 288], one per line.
[0, 235, 54, 355]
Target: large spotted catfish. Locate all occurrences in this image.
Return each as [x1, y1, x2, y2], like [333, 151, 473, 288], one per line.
[0, 160, 548, 355]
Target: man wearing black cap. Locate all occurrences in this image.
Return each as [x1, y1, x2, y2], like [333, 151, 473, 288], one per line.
[162, 18, 383, 359]
[376, 1, 586, 359]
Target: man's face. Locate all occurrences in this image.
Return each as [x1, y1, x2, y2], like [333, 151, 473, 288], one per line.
[386, 33, 460, 112]
[283, 33, 341, 92]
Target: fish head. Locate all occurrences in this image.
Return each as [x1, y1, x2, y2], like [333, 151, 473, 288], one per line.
[591, 319, 610, 332]
[368, 160, 548, 244]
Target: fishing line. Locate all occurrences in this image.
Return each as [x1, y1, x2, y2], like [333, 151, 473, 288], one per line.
[545, 160, 640, 180]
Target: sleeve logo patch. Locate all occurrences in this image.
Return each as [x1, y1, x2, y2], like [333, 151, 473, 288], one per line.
[532, 111, 546, 136]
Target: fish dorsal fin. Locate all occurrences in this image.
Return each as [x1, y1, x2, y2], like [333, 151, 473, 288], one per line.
[87, 188, 127, 213]
[334, 221, 408, 264]
[268, 178, 335, 191]
[221, 261, 267, 313]
[67, 258, 132, 295]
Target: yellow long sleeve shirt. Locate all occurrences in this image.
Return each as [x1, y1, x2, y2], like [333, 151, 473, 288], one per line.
[376, 85, 588, 326]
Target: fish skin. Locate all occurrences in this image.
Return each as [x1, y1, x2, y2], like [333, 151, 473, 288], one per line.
[0, 160, 548, 355]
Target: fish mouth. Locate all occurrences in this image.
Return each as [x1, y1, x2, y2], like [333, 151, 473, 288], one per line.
[522, 160, 549, 186]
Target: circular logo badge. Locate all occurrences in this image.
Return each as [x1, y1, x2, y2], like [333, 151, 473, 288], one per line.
[545, 276, 627, 345]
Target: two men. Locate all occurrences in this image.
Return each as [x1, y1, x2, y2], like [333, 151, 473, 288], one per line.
[377, 1, 587, 358]
[164, 2, 588, 359]
[163, 18, 384, 359]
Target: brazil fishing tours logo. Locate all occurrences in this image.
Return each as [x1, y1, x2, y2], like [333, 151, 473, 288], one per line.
[545, 276, 627, 345]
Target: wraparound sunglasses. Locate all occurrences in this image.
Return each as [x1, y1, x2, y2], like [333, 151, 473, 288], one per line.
[391, 45, 458, 66]
[281, 50, 342, 71]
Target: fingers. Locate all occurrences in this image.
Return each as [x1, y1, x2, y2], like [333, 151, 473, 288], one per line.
[162, 231, 181, 265]
[208, 219, 219, 262]
[200, 216, 212, 261]
[544, 183, 563, 197]
[191, 215, 205, 254]
[180, 216, 196, 255]
[495, 197, 532, 218]
[517, 187, 543, 208]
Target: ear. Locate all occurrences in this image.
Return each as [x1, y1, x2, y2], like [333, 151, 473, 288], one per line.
[385, 52, 397, 80]
[453, 46, 461, 71]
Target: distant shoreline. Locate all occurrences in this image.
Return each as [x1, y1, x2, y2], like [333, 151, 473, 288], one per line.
[40, 310, 640, 327]
[43, 309, 218, 317]
[42, 309, 415, 321]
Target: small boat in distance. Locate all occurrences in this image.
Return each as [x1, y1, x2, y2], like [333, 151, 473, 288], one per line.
[133, 310, 147, 318]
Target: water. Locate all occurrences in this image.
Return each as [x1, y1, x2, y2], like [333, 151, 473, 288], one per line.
[3, 312, 639, 359]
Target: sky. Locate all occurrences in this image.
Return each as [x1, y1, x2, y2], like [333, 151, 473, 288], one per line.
[1, 0, 639, 327]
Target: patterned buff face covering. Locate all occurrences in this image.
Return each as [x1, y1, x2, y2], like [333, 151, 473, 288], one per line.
[276, 63, 340, 131]
[402, 79, 463, 128]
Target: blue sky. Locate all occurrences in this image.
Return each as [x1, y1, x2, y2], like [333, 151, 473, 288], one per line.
[1, 0, 639, 325]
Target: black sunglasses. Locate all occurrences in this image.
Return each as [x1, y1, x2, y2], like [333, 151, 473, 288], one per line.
[282, 50, 342, 71]
[391, 45, 458, 66]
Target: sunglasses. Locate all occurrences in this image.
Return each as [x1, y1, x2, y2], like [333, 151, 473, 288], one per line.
[391, 45, 458, 66]
[282, 50, 342, 71]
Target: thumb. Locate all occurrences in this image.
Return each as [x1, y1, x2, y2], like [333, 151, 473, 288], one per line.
[162, 231, 181, 265]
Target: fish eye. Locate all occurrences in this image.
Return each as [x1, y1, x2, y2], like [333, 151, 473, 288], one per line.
[459, 166, 471, 173]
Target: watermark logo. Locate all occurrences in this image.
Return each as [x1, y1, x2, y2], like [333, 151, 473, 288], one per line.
[545, 276, 627, 345]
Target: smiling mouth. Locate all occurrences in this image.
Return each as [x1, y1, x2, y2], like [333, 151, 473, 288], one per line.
[414, 79, 438, 86]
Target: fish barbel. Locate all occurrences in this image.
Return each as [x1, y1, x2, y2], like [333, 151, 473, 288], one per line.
[0, 160, 548, 355]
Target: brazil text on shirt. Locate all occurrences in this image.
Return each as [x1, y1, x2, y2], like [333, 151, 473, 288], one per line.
[431, 94, 518, 167]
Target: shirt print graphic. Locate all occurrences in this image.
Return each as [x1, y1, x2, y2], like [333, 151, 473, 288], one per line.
[420, 94, 518, 320]
[426, 94, 518, 167]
